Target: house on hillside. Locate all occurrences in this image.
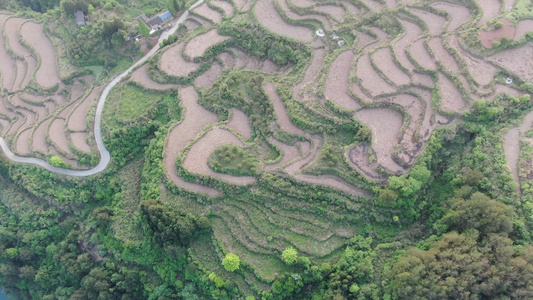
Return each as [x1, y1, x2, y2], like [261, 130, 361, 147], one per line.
[74, 10, 86, 26]
[138, 11, 173, 28]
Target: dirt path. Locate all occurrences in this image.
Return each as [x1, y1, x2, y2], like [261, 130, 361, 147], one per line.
[183, 127, 256, 185]
[325, 50, 361, 110]
[164, 86, 220, 195]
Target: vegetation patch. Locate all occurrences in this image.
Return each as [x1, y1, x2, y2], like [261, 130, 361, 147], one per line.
[208, 144, 260, 176]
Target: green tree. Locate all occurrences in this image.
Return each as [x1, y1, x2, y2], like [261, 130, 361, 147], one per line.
[282, 247, 298, 265]
[222, 253, 240, 272]
[136, 20, 150, 38]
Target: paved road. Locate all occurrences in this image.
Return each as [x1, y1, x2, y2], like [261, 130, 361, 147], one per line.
[0, 0, 203, 177]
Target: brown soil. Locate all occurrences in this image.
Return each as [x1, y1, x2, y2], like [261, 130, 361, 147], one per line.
[21, 56, 37, 89]
[411, 87, 435, 139]
[0, 118, 10, 136]
[428, 37, 459, 72]
[279, 0, 332, 30]
[218, 52, 234, 67]
[212, 0, 234, 17]
[359, 0, 384, 11]
[293, 174, 369, 197]
[347, 143, 385, 181]
[70, 132, 91, 153]
[15, 128, 32, 156]
[432, 2, 470, 32]
[231, 48, 248, 69]
[20, 22, 60, 88]
[488, 43, 533, 82]
[0, 97, 17, 121]
[412, 72, 434, 87]
[325, 50, 361, 110]
[478, 0, 501, 26]
[354, 108, 405, 174]
[261, 59, 278, 73]
[266, 138, 300, 170]
[234, 0, 253, 11]
[356, 31, 376, 49]
[187, 16, 212, 28]
[355, 54, 396, 97]
[244, 55, 261, 70]
[314, 5, 345, 22]
[31, 119, 49, 153]
[503, 127, 519, 184]
[409, 38, 437, 70]
[183, 128, 256, 185]
[294, 48, 325, 101]
[394, 19, 422, 71]
[343, 2, 360, 15]
[254, 0, 313, 42]
[6, 112, 24, 136]
[184, 29, 231, 59]
[4, 18, 31, 57]
[364, 27, 389, 52]
[514, 19, 533, 40]
[283, 134, 321, 174]
[68, 87, 99, 132]
[264, 81, 304, 135]
[438, 73, 465, 113]
[183, 19, 202, 30]
[226, 108, 252, 140]
[12, 60, 26, 91]
[410, 8, 446, 36]
[131, 65, 179, 90]
[193, 3, 223, 23]
[290, 0, 313, 7]
[479, 18, 515, 48]
[164, 86, 220, 196]
[493, 84, 525, 99]
[194, 62, 222, 88]
[49, 118, 72, 154]
[372, 47, 410, 86]
[448, 36, 496, 86]
[10, 95, 36, 130]
[351, 81, 373, 104]
[0, 15, 15, 91]
[160, 42, 200, 77]
[385, 0, 397, 9]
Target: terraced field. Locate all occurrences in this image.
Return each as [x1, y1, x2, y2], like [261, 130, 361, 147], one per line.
[0, 15, 101, 169]
[131, 0, 533, 287]
[1, 0, 532, 294]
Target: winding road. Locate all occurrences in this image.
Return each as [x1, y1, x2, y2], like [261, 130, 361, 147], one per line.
[0, 0, 204, 177]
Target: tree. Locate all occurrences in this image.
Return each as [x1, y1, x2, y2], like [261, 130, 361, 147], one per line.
[222, 253, 240, 272]
[136, 20, 150, 38]
[282, 247, 298, 265]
